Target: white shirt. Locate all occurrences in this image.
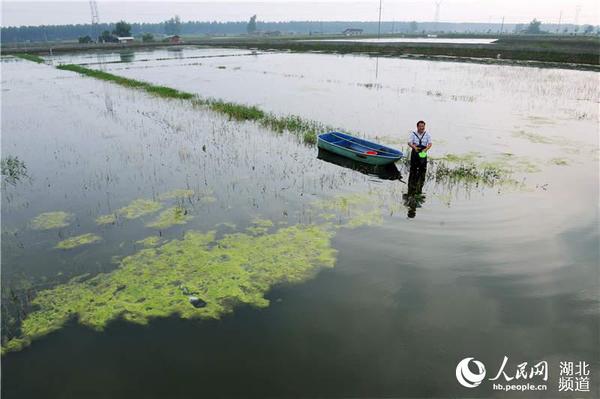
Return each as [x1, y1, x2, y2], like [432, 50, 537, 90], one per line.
[408, 131, 432, 148]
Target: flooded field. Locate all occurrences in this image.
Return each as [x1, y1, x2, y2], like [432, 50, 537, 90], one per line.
[2, 49, 599, 398]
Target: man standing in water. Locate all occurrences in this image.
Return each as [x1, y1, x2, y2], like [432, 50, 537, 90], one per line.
[403, 120, 432, 218]
[407, 120, 432, 171]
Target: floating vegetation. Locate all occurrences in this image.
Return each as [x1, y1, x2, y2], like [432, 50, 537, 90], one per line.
[117, 199, 162, 220]
[512, 130, 555, 144]
[550, 158, 569, 166]
[216, 222, 237, 230]
[30, 211, 73, 230]
[146, 206, 192, 229]
[1, 155, 28, 186]
[200, 195, 217, 204]
[14, 53, 44, 63]
[159, 189, 195, 200]
[55, 233, 102, 250]
[136, 236, 161, 247]
[312, 193, 388, 229]
[96, 214, 117, 225]
[2, 225, 336, 354]
[246, 218, 274, 235]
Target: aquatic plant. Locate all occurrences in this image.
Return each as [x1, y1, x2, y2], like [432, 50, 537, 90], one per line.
[30, 211, 73, 230]
[550, 158, 569, 166]
[56, 64, 194, 100]
[246, 218, 274, 235]
[1, 156, 28, 186]
[14, 53, 45, 63]
[117, 199, 162, 220]
[512, 130, 555, 144]
[207, 100, 265, 121]
[2, 224, 336, 354]
[159, 189, 195, 200]
[96, 214, 117, 225]
[55, 64, 331, 145]
[55, 233, 102, 250]
[146, 206, 192, 229]
[136, 236, 161, 247]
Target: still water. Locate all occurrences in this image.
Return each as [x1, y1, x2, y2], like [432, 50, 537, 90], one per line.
[302, 38, 498, 44]
[1, 49, 598, 398]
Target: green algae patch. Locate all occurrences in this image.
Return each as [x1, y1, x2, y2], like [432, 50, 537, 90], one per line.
[246, 218, 274, 235]
[159, 189, 195, 200]
[118, 199, 162, 220]
[512, 130, 555, 144]
[136, 236, 161, 247]
[200, 195, 217, 204]
[30, 211, 73, 230]
[550, 158, 569, 166]
[96, 214, 117, 225]
[312, 193, 387, 229]
[55, 233, 102, 250]
[146, 206, 192, 229]
[3, 225, 336, 353]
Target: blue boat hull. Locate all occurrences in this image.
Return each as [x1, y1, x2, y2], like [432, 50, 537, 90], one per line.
[317, 132, 403, 166]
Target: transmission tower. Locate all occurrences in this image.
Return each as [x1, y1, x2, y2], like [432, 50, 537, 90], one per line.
[89, 0, 100, 41]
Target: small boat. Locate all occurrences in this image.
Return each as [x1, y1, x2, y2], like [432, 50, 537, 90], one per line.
[317, 131, 403, 166]
[317, 148, 401, 180]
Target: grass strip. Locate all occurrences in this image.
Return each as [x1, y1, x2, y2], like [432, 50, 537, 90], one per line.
[14, 53, 45, 63]
[57, 63, 322, 144]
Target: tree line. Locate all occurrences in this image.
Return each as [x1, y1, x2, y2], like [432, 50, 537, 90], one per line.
[2, 18, 597, 43]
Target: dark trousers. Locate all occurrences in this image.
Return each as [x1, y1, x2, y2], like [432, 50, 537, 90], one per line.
[410, 148, 428, 171]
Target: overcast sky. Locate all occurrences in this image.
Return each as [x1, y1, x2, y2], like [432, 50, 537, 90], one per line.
[2, 0, 599, 27]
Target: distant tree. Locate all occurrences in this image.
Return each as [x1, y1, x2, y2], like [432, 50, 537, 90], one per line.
[247, 15, 257, 34]
[524, 19, 542, 34]
[563, 27, 569, 34]
[583, 25, 594, 35]
[164, 16, 181, 35]
[142, 33, 154, 42]
[98, 30, 116, 43]
[113, 20, 132, 37]
[409, 21, 418, 33]
[78, 35, 92, 43]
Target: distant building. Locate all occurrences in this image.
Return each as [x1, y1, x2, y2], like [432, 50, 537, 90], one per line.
[117, 36, 134, 43]
[343, 28, 363, 36]
[167, 35, 182, 44]
[262, 30, 281, 36]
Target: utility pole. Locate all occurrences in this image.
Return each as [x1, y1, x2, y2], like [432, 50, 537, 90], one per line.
[557, 10, 562, 33]
[574, 4, 581, 34]
[500, 16, 505, 35]
[434, 1, 442, 32]
[377, 0, 383, 39]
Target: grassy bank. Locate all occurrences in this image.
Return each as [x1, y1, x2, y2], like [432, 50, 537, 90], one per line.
[56, 64, 323, 144]
[210, 40, 599, 67]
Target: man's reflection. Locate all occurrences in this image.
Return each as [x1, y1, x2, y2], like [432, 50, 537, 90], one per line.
[403, 162, 427, 218]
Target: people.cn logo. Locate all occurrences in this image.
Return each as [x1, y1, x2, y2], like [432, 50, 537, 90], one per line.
[456, 357, 487, 388]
